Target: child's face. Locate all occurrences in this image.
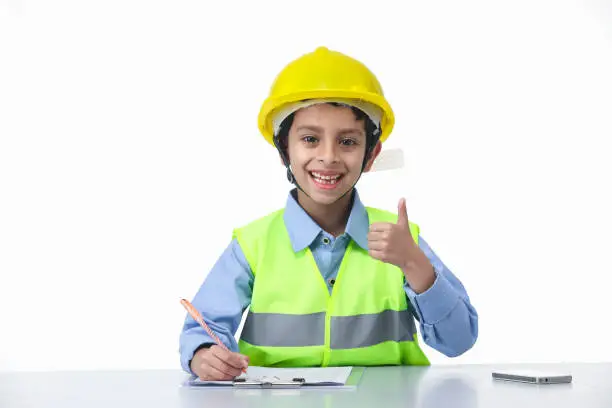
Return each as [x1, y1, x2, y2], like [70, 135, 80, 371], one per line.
[285, 103, 379, 205]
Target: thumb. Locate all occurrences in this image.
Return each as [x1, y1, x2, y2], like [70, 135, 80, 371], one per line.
[397, 198, 409, 228]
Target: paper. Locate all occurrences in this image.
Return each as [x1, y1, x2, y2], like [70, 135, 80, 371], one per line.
[240, 366, 353, 384]
[187, 366, 353, 386]
[369, 148, 404, 172]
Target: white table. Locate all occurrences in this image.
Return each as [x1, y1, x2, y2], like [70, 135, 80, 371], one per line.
[2, 363, 611, 407]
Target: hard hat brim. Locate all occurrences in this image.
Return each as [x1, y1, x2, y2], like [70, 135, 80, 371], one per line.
[258, 89, 395, 146]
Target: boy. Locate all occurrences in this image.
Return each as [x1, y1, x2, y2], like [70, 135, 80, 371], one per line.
[179, 47, 478, 380]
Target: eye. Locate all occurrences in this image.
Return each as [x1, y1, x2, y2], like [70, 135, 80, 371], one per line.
[302, 135, 318, 143]
[340, 138, 358, 146]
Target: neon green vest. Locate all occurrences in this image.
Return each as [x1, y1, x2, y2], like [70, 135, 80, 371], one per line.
[233, 206, 430, 367]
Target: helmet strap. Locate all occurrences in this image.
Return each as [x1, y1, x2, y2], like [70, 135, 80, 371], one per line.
[274, 133, 312, 199]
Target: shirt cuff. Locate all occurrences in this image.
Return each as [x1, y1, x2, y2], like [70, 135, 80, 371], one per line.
[180, 331, 217, 375]
[405, 265, 461, 324]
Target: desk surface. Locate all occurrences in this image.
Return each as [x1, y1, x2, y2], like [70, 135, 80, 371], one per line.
[2, 363, 611, 408]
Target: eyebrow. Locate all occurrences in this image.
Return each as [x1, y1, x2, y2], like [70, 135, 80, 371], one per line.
[295, 125, 365, 136]
[295, 125, 323, 133]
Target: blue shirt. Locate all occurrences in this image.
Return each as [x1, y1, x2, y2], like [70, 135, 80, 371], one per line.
[179, 189, 478, 374]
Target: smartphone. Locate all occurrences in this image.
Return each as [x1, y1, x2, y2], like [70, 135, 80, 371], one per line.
[492, 369, 572, 384]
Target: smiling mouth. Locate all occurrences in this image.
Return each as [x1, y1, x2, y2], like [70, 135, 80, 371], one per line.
[309, 171, 344, 187]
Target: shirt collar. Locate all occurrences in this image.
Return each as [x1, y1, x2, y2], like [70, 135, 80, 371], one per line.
[283, 188, 370, 252]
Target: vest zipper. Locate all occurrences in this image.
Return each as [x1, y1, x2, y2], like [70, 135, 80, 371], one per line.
[307, 243, 354, 367]
[322, 242, 353, 367]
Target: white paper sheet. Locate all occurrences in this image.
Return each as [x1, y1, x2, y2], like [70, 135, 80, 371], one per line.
[188, 366, 353, 386]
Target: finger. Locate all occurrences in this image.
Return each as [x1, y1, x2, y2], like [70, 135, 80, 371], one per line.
[369, 222, 392, 233]
[208, 353, 243, 378]
[368, 249, 388, 263]
[205, 349, 243, 378]
[367, 230, 388, 242]
[200, 363, 234, 381]
[210, 346, 249, 370]
[367, 239, 387, 251]
[397, 198, 409, 227]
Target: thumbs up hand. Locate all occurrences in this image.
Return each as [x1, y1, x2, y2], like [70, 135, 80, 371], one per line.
[367, 198, 436, 294]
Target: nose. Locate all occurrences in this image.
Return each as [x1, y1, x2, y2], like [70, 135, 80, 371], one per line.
[317, 139, 339, 165]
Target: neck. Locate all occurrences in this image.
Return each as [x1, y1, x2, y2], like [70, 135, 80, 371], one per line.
[295, 189, 354, 237]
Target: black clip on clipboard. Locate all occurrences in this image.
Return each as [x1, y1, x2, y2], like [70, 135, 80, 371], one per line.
[232, 377, 306, 388]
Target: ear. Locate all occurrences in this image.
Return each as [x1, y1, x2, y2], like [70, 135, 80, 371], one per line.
[362, 141, 382, 172]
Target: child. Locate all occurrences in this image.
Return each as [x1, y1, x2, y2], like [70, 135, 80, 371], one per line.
[179, 47, 478, 380]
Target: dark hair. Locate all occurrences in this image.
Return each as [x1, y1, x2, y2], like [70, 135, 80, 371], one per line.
[273, 102, 380, 170]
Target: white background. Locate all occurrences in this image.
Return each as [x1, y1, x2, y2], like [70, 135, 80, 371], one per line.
[1, 0, 612, 372]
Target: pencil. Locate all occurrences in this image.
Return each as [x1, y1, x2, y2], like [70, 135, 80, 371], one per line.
[180, 298, 247, 374]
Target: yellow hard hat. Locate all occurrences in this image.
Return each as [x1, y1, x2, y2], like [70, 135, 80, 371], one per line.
[258, 47, 395, 146]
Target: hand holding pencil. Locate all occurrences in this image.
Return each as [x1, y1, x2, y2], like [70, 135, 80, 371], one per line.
[181, 298, 249, 380]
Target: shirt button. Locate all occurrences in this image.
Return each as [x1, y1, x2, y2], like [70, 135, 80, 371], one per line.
[322, 237, 330, 245]
[328, 278, 336, 286]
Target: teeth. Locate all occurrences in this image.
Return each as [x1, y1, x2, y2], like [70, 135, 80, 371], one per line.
[315, 177, 338, 185]
[310, 172, 341, 185]
[311, 172, 341, 180]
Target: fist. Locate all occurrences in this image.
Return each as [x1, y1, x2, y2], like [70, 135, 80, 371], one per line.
[367, 198, 417, 268]
[190, 345, 249, 381]
[367, 198, 436, 294]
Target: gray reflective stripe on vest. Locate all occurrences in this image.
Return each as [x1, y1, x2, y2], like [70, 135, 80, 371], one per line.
[241, 311, 326, 347]
[241, 309, 415, 348]
[331, 309, 416, 349]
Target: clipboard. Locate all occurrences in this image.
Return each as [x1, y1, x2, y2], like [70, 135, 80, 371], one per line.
[184, 366, 364, 389]
[231, 377, 307, 388]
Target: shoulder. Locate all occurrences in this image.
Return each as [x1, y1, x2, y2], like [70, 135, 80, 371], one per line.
[364, 206, 397, 223]
[231, 208, 285, 274]
[232, 208, 284, 240]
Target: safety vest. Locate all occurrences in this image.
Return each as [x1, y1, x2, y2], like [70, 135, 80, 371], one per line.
[233, 206, 430, 367]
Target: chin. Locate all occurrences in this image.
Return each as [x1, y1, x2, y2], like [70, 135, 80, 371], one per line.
[310, 194, 342, 205]
[295, 171, 356, 205]
[300, 186, 352, 206]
